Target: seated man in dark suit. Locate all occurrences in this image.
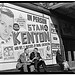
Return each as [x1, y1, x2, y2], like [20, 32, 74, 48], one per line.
[30, 48, 47, 72]
[56, 49, 72, 72]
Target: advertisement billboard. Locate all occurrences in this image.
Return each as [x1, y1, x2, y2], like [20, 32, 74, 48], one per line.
[0, 3, 52, 66]
[0, 3, 61, 70]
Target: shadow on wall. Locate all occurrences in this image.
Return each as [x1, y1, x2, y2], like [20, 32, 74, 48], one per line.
[50, 12, 75, 69]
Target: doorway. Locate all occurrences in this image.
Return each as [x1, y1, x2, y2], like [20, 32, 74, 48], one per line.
[63, 37, 75, 61]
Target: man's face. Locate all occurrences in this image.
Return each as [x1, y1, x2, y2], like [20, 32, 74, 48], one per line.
[0, 13, 13, 40]
[34, 48, 38, 53]
[24, 49, 28, 54]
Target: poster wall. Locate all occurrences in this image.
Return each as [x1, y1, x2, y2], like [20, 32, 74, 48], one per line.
[3, 46, 14, 60]
[0, 4, 52, 64]
[51, 23, 60, 57]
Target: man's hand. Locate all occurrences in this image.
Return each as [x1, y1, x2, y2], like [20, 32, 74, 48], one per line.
[28, 60, 32, 62]
[39, 58, 43, 61]
[32, 57, 37, 60]
[31, 57, 39, 62]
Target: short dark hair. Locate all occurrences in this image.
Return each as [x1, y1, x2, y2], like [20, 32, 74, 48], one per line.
[24, 47, 28, 51]
[1, 7, 14, 18]
[34, 48, 38, 50]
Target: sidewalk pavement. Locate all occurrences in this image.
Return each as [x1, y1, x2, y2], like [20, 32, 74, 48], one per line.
[0, 64, 74, 73]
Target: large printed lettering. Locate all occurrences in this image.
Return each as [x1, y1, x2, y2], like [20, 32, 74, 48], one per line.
[44, 32, 50, 42]
[32, 25, 36, 31]
[33, 15, 47, 24]
[21, 32, 27, 44]
[13, 31, 50, 45]
[28, 24, 44, 31]
[13, 32, 21, 45]
[27, 14, 47, 24]
[27, 14, 32, 21]
[34, 32, 39, 43]
[27, 32, 34, 44]
[39, 33, 44, 42]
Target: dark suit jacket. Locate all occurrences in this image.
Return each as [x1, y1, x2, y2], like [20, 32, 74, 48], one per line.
[30, 52, 41, 62]
[56, 51, 64, 64]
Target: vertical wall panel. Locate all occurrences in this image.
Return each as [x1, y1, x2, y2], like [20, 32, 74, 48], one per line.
[68, 51, 72, 62]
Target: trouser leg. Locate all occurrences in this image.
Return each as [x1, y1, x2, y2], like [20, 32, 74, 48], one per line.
[30, 65, 35, 72]
[41, 61, 47, 72]
[37, 60, 47, 72]
[27, 65, 31, 72]
[59, 64, 64, 70]
[23, 63, 28, 72]
[18, 65, 24, 72]
[37, 63, 40, 72]
[33, 60, 39, 72]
